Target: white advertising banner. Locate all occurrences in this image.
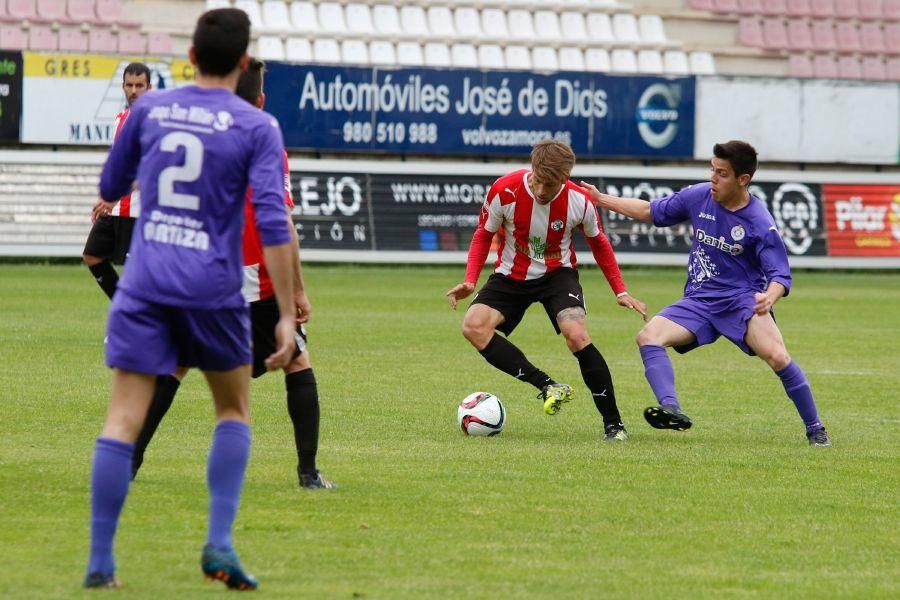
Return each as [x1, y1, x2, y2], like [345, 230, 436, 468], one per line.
[21, 52, 194, 145]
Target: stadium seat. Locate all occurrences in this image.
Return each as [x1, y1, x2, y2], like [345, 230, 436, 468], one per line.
[638, 15, 669, 46]
[637, 49, 664, 73]
[290, 2, 318, 33]
[689, 0, 716, 10]
[738, 0, 765, 13]
[454, 7, 482, 39]
[663, 49, 690, 74]
[285, 38, 312, 62]
[8, 0, 39, 21]
[738, 18, 764, 47]
[787, 19, 813, 50]
[856, 0, 882, 16]
[96, 0, 139, 27]
[885, 0, 899, 16]
[427, 7, 455, 38]
[28, 25, 56, 49]
[532, 46, 558, 70]
[481, 9, 508, 40]
[584, 48, 612, 71]
[0, 24, 27, 49]
[533, 11, 561, 41]
[450, 43, 477, 67]
[312, 38, 340, 64]
[560, 12, 588, 41]
[762, 19, 789, 49]
[837, 55, 862, 77]
[859, 22, 886, 53]
[762, 0, 790, 14]
[67, 0, 99, 23]
[399, 6, 428, 38]
[835, 0, 861, 16]
[689, 51, 717, 73]
[610, 48, 638, 72]
[317, 3, 347, 35]
[887, 56, 900, 80]
[787, 0, 813, 15]
[234, 1, 264, 30]
[788, 53, 814, 76]
[87, 27, 115, 52]
[811, 20, 837, 51]
[205, 0, 230, 9]
[586, 14, 615, 45]
[37, 0, 73, 23]
[835, 22, 861, 53]
[261, 1, 291, 33]
[117, 28, 145, 53]
[612, 14, 641, 45]
[812, 53, 838, 76]
[424, 42, 451, 67]
[257, 35, 285, 60]
[507, 10, 535, 41]
[505, 45, 531, 69]
[368, 40, 395, 64]
[478, 44, 504, 69]
[345, 4, 374, 36]
[396, 41, 424, 66]
[372, 5, 401, 37]
[558, 47, 586, 71]
[58, 25, 87, 50]
[886, 23, 900, 54]
[712, 0, 741, 12]
[810, 0, 836, 16]
[861, 56, 887, 79]
[147, 31, 172, 55]
[340, 39, 368, 65]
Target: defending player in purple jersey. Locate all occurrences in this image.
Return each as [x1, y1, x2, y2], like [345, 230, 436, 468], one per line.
[83, 8, 297, 591]
[581, 141, 831, 447]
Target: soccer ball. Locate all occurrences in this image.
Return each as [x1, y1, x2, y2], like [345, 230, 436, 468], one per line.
[457, 392, 506, 436]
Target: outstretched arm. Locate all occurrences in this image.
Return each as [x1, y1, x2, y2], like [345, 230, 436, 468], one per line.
[580, 181, 652, 223]
[584, 231, 648, 321]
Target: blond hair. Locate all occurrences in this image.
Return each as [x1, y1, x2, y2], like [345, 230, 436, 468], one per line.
[530, 139, 575, 184]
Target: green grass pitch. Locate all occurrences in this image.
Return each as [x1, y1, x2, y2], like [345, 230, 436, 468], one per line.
[1, 264, 898, 598]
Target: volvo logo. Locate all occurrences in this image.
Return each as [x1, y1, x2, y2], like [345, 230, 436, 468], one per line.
[636, 84, 680, 149]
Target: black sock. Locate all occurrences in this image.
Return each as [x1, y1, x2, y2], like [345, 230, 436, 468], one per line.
[479, 334, 553, 390]
[132, 374, 180, 477]
[574, 344, 621, 425]
[88, 261, 119, 299]
[286, 368, 320, 476]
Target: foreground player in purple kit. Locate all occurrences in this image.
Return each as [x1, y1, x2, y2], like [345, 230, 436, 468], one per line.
[582, 141, 831, 446]
[84, 8, 296, 590]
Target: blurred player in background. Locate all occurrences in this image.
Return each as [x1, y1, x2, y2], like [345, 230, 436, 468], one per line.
[130, 57, 335, 490]
[446, 139, 647, 442]
[82, 62, 151, 298]
[581, 140, 831, 446]
[84, 8, 296, 591]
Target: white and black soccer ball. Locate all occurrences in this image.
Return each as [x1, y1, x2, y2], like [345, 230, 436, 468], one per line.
[457, 392, 506, 436]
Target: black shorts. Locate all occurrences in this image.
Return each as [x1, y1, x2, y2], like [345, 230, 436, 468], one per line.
[82, 216, 136, 265]
[250, 295, 306, 378]
[470, 268, 587, 336]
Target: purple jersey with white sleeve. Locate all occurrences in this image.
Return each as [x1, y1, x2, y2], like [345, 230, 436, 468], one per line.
[99, 85, 290, 309]
[650, 182, 792, 300]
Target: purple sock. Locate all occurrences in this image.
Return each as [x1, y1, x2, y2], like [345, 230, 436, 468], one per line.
[206, 420, 251, 551]
[87, 437, 134, 576]
[639, 345, 680, 409]
[776, 361, 822, 432]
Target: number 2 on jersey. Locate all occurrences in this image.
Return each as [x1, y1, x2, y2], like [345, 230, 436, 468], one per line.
[158, 131, 203, 210]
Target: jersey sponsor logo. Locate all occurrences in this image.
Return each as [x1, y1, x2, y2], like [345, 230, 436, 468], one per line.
[731, 224, 746, 241]
[699, 211, 716, 221]
[551, 219, 564, 231]
[696, 228, 744, 256]
[514, 236, 561, 260]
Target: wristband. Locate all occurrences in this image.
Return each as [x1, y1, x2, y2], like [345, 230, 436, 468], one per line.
[616, 291, 629, 298]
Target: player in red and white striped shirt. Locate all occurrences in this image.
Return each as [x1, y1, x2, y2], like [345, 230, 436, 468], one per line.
[82, 62, 151, 299]
[447, 140, 647, 441]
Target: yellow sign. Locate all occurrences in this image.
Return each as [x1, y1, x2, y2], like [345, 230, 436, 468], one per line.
[24, 52, 194, 83]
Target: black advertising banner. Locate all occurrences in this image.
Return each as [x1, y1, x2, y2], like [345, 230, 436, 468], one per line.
[0, 51, 22, 141]
[288, 171, 827, 257]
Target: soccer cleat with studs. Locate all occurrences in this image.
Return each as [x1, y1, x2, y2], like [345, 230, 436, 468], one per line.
[806, 427, 832, 447]
[83, 572, 121, 589]
[538, 383, 574, 416]
[644, 404, 693, 431]
[603, 422, 629, 442]
[299, 469, 337, 490]
[201, 544, 259, 591]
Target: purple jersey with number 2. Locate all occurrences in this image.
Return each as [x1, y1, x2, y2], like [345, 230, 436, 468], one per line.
[651, 182, 792, 300]
[100, 85, 290, 309]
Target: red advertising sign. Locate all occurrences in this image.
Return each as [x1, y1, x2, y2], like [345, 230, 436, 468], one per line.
[823, 185, 900, 256]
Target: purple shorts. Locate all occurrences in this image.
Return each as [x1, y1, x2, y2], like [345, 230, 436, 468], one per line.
[658, 295, 758, 356]
[105, 290, 252, 375]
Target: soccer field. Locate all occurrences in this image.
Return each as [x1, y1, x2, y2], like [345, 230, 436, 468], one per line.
[1, 264, 898, 598]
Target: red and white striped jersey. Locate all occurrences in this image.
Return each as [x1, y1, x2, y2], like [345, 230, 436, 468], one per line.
[108, 109, 140, 218]
[242, 150, 294, 302]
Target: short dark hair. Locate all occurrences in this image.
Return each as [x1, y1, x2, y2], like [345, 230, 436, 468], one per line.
[192, 8, 251, 76]
[235, 57, 265, 105]
[122, 62, 150, 84]
[713, 140, 758, 179]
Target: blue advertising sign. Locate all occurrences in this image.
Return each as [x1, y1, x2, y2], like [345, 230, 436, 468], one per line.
[264, 63, 695, 159]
